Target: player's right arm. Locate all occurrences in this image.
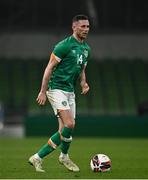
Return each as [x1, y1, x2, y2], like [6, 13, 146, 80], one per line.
[36, 53, 60, 105]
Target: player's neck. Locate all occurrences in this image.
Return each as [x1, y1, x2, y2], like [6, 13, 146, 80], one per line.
[73, 33, 84, 43]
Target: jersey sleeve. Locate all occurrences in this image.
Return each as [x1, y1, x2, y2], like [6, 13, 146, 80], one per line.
[85, 46, 91, 66]
[52, 40, 69, 60]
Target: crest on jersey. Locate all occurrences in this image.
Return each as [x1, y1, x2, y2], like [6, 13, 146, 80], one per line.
[84, 50, 88, 58]
[62, 101, 67, 106]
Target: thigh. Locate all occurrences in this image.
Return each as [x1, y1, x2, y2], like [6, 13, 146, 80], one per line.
[46, 89, 70, 116]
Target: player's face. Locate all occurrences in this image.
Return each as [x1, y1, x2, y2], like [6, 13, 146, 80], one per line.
[73, 20, 90, 40]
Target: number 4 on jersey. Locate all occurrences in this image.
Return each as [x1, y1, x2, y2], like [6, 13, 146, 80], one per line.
[77, 54, 83, 65]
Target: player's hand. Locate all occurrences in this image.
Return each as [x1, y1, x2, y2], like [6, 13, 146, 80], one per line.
[81, 82, 90, 95]
[36, 92, 47, 105]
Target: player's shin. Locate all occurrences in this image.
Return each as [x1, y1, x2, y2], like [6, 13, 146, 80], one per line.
[60, 137, 72, 154]
[37, 131, 61, 158]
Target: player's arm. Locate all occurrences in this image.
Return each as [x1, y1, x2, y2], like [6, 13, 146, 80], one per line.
[80, 65, 90, 95]
[36, 53, 60, 105]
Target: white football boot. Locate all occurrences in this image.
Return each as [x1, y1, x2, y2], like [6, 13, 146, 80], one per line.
[59, 155, 80, 172]
[28, 155, 45, 172]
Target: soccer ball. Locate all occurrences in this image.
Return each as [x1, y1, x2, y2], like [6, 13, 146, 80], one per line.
[90, 154, 111, 172]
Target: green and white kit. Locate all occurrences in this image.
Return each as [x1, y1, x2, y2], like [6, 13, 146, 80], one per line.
[47, 35, 91, 117]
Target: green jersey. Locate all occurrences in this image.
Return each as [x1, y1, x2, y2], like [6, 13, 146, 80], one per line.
[48, 35, 91, 92]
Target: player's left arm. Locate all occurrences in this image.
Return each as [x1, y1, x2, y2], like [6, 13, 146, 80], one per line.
[80, 65, 90, 95]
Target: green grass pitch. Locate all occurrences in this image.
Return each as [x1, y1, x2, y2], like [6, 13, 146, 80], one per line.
[0, 137, 148, 179]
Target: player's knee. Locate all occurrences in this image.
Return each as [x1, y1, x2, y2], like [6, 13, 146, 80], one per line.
[66, 120, 75, 128]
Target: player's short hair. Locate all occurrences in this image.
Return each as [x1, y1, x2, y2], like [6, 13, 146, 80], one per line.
[72, 14, 89, 23]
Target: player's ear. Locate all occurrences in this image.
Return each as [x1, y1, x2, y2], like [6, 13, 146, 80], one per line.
[72, 22, 77, 31]
[72, 24, 75, 31]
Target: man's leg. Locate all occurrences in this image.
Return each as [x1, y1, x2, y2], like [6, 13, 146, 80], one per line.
[28, 131, 61, 172]
[59, 95, 76, 158]
[58, 110, 79, 172]
[29, 89, 79, 172]
[58, 116, 71, 155]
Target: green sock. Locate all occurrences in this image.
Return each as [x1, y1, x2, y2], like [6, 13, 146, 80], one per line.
[60, 141, 71, 154]
[38, 132, 61, 158]
[61, 127, 73, 138]
[38, 143, 54, 158]
[60, 127, 73, 154]
[50, 131, 61, 146]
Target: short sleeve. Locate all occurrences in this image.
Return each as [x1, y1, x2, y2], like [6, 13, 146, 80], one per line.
[52, 40, 69, 60]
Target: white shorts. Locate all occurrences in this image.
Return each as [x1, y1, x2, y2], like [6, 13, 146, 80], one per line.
[46, 89, 76, 119]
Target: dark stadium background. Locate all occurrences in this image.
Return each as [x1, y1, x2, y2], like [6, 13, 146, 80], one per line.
[0, 0, 148, 138]
[1, 0, 148, 179]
